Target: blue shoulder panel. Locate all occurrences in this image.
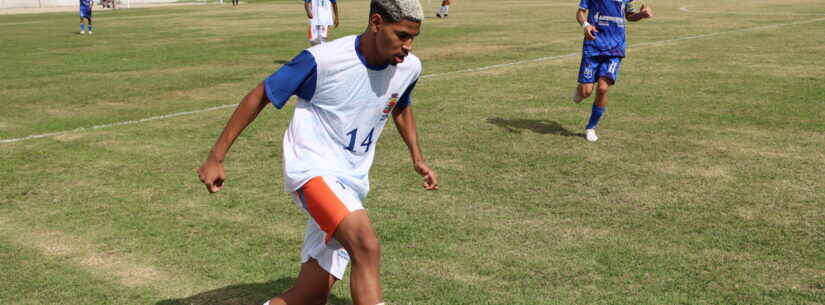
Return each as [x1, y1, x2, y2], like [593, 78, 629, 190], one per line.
[264, 50, 317, 109]
[396, 79, 417, 109]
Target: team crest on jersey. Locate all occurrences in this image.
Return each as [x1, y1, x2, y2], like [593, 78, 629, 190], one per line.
[383, 94, 399, 114]
[584, 67, 594, 79]
[379, 93, 399, 121]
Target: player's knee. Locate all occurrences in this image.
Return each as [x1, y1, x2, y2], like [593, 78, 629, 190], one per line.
[580, 86, 594, 98]
[349, 232, 381, 261]
[596, 85, 610, 97]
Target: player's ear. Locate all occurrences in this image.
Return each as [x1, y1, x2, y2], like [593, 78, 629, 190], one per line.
[369, 13, 384, 32]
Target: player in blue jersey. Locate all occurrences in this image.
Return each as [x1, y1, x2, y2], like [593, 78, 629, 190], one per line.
[572, 0, 652, 142]
[198, 1, 436, 304]
[79, 0, 93, 35]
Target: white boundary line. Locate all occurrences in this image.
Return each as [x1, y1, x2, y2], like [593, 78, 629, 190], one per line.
[3, 17, 825, 145]
[0, 104, 236, 144]
[679, 5, 825, 16]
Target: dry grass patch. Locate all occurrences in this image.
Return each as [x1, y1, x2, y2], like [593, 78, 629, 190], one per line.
[0, 217, 204, 298]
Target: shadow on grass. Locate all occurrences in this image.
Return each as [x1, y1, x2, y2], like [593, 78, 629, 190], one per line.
[487, 117, 584, 138]
[156, 277, 351, 305]
[273, 59, 290, 65]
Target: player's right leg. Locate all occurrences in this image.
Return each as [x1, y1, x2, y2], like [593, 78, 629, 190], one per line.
[265, 259, 337, 305]
[79, 17, 86, 34]
[574, 55, 597, 103]
[308, 24, 321, 46]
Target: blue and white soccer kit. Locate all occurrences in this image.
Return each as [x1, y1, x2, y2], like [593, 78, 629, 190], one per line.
[264, 34, 421, 278]
[79, 0, 92, 19]
[577, 0, 636, 84]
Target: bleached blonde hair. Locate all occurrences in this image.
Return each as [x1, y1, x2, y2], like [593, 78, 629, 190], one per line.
[370, 0, 424, 23]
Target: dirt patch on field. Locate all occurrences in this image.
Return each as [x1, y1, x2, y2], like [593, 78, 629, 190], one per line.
[0, 2, 208, 15]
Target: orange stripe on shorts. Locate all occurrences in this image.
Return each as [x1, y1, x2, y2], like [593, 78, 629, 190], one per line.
[299, 177, 350, 242]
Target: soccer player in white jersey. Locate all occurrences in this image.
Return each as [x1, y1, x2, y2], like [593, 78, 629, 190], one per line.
[197, 0, 436, 304]
[572, 0, 652, 142]
[435, 0, 450, 18]
[305, 0, 340, 45]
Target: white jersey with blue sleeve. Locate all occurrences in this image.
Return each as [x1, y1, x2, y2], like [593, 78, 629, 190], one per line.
[264, 35, 421, 197]
[580, 0, 636, 57]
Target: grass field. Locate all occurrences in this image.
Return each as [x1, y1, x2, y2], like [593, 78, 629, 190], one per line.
[1, 0, 824, 304]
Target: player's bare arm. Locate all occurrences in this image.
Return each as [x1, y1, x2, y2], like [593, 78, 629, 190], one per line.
[577, 8, 597, 40]
[198, 82, 270, 193]
[305, 1, 313, 19]
[627, 4, 653, 21]
[392, 105, 439, 190]
[332, 2, 340, 28]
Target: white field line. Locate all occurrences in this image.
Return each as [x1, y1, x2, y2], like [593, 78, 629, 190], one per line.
[679, 6, 825, 16]
[433, 16, 825, 77]
[0, 104, 236, 144]
[3, 17, 825, 145]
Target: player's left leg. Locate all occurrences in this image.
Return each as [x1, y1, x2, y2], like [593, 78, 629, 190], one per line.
[86, 17, 93, 34]
[334, 211, 383, 305]
[79, 17, 86, 34]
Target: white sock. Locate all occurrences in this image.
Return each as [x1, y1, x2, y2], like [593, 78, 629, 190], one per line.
[262, 301, 270, 305]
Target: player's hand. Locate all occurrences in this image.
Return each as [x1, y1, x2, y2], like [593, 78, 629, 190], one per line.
[414, 161, 439, 190]
[197, 157, 225, 194]
[640, 4, 653, 18]
[584, 25, 598, 40]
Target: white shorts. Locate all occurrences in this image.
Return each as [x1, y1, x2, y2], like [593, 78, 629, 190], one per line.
[291, 176, 364, 279]
[308, 23, 330, 43]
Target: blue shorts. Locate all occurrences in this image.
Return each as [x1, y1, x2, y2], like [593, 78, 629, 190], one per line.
[578, 55, 622, 84]
[80, 8, 92, 18]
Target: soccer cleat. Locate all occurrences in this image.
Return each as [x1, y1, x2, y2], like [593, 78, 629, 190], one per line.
[585, 129, 599, 142]
[80, 30, 86, 35]
[87, 31, 92, 35]
[436, 13, 442, 18]
[572, 87, 584, 104]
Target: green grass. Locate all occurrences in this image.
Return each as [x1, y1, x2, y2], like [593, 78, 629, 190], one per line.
[1, 0, 824, 304]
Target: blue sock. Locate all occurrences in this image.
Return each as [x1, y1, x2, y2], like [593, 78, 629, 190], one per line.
[586, 104, 605, 130]
[87, 25, 92, 32]
[80, 23, 86, 31]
